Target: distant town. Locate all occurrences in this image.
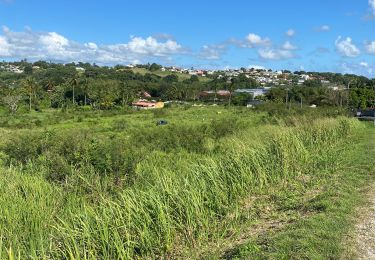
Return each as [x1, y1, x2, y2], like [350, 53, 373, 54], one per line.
[0, 61, 358, 89]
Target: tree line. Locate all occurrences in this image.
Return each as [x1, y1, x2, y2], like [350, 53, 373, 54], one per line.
[0, 60, 374, 113]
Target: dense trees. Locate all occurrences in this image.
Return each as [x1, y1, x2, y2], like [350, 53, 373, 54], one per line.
[149, 63, 162, 72]
[349, 88, 375, 109]
[265, 86, 354, 107]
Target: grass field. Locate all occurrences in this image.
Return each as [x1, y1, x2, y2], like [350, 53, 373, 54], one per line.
[205, 123, 375, 259]
[0, 106, 373, 259]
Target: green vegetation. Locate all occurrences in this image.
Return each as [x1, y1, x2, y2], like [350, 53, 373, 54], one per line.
[0, 60, 374, 259]
[209, 124, 375, 259]
[0, 105, 372, 259]
[0, 61, 375, 113]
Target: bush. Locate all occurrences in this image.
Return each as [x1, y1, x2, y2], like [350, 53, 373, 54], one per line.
[4, 133, 43, 164]
[44, 152, 72, 183]
[209, 117, 241, 138]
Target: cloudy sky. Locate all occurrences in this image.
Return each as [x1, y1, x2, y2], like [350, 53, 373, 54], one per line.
[0, 0, 374, 77]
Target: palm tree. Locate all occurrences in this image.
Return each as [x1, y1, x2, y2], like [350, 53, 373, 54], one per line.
[45, 80, 55, 107]
[228, 80, 236, 106]
[211, 80, 219, 105]
[22, 77, 38, 112]
[68, 75, 79, 106]
[81, 77, 89, 106]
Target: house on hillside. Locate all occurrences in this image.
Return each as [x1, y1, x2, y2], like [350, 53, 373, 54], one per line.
[196, 70, 204, 76]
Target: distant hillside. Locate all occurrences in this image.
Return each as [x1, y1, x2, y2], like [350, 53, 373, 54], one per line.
[129, 67, 212, 82]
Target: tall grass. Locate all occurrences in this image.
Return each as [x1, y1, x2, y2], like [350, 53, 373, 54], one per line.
[0, 113, 361, 259]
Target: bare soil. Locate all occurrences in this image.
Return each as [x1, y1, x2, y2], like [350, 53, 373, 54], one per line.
[355, 185, 375, 259]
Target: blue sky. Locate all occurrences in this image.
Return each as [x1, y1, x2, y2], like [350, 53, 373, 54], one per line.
[0, 0, 374, 77]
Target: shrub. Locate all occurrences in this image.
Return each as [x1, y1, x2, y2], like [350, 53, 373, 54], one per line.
[209, 117, 240, 138]
[44, 152, 72, 183]
[4, 133, 43, 164]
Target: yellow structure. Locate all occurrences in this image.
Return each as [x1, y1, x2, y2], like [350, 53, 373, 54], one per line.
[155, 102, 164, 109]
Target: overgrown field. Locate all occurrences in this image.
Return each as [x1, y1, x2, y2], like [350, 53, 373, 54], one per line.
[0, 107, 371, 259]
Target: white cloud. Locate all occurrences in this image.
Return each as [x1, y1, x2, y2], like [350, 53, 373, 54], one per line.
[365, 41, 375, 54]
[228, 34, 272, 49]
[0, 27, 184, 64]
[258, 40, 298, 60]
[39, 32, 70, 58]
[84, 42, 98, 50]
[370, 0, 375, 15]
[0, 36, 11, 56]
[125, 36, 182, 56]
[340, 61, 375, 78]
[335, 37, 360, 57]
[199, 44, 227, 60]
[282, 41, 297, 50]
[258, 48, 295, 60]
[226, 38, 248, 48]
[316, 25, 330, 32]
[39, 32, 69, 47]
[286, 29, 295, 37]
[248, 65, 266, 70]
[365, 0, 375, 19]
[246, 33, 271, 46]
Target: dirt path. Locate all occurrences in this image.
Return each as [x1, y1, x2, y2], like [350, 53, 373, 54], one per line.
[355, 185, 375, 259]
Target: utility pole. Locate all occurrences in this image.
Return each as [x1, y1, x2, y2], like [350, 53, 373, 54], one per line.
[340, 91, 343, 107]
[72, 85, 75, 105]
[286, 89, 289, 108]
[346, 80, 354, 108]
